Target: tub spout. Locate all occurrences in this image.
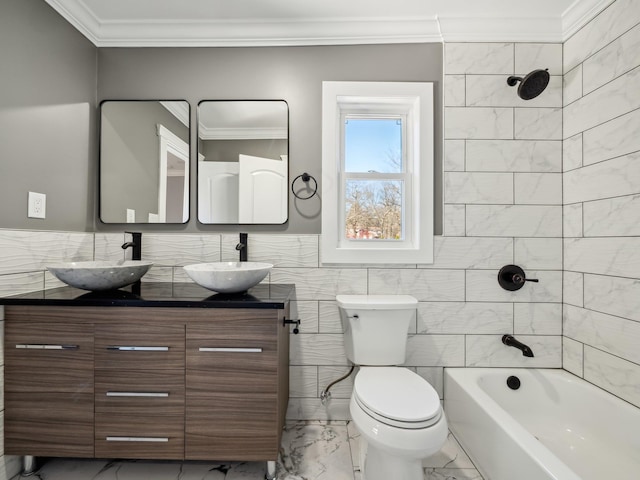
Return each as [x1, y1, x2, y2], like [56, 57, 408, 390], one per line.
[502, 335, 534, 357]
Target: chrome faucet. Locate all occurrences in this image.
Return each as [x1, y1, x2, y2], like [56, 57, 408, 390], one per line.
[502, 335, 534, 357]
[121, 231, 142, 260]
[236, 233, 248, 262]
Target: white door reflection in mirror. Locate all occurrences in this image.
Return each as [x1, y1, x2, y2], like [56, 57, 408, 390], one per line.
[157, 124, 189, 223]
[198, 161, 239, 223]
[238, 154, 288, 223]
[197, 100, 288, 224]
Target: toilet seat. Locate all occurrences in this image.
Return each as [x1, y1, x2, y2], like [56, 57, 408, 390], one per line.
[353, 367, 442, 429]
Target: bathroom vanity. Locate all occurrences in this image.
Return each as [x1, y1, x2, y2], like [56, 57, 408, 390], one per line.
[1, 283, 292, 471]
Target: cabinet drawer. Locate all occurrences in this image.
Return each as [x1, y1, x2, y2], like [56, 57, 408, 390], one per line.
[95, 370, 184, 415]
[185, 392, 278, 460]
[5, 322, 93, 393]
[5, 392, 94, 457]
[96, 369, 184, 415]
[95, 323, 184, 370]
[186, 323, 277, 392]
[96, 415, 184, 459]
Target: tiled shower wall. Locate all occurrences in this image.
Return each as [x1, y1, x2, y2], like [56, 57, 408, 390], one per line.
[562, 0, 640, 409]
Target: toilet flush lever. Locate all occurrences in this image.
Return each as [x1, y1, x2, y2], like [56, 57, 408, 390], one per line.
[283, 318, 301, 334]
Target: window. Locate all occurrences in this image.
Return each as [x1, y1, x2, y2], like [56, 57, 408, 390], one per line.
[321, 81, 434, 264]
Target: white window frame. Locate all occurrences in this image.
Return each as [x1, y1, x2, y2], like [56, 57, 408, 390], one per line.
[321, 81, 434, 264]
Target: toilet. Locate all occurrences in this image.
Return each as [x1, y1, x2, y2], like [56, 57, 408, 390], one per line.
[336, 294, 448, 480]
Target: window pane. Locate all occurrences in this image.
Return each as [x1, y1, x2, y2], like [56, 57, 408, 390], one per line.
[344, 118, 402, 173]
[344, 179, 403, 240]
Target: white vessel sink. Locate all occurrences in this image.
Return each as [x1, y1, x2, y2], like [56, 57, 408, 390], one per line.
[183, 262, 272, 293]
[47, 260, 154, 291]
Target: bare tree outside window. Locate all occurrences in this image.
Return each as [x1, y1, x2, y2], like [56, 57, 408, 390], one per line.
[345, 179, 402, 240]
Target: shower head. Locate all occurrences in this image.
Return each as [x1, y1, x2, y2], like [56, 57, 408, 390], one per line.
[507, 68, 550, 100]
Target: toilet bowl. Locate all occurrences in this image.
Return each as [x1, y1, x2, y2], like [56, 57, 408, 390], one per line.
[350, 367, 448, 480]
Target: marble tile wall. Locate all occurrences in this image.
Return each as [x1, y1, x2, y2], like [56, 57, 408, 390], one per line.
[442, 42, 564, 368]
[562, 0, 640, 409]
[0, 223, 564, 426]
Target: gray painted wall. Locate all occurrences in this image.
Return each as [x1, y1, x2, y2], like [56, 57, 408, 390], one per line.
[0, 0, 97, 231]
[97, 44, 443, 234]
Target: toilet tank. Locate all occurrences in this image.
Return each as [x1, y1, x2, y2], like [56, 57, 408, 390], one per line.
[336, 294, 418, 366]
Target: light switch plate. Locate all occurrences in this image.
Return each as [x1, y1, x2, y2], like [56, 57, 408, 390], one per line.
[28, 192, 46, 219]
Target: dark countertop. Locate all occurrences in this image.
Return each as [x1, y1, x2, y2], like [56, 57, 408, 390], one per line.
[0, 282, 294, 309]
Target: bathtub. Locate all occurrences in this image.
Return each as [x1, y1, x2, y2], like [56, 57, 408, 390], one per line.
[444, 368, 640, 480]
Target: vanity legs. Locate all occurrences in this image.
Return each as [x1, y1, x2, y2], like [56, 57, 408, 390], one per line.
[22, 456, 276, 478]
[22, 456, 37, 476]
[265, 460, 277, 480]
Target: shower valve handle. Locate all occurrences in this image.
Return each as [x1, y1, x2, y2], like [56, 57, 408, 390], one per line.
[511, 274, 538, 285]
[498, 265, 538, 291]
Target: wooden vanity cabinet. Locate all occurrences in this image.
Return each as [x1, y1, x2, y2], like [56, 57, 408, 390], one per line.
[3, 302, 290, 463]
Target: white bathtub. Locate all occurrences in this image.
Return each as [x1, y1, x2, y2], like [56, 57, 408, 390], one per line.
[444, 368, 640, 480]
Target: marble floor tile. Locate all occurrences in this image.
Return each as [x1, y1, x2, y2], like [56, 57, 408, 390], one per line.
[12, 422, 481, 480]
[279, 421, 354, 480]
[422, 432, 476, 469]
[424, 468, 484, 480]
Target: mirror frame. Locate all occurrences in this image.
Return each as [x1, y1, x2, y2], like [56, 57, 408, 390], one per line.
[99, 99, 191, 224]
[196, 99, 289, 225]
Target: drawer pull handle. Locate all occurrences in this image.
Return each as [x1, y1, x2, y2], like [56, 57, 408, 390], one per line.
[199, 347, 263, 353]
[106, 436, 169, 443]
[16, 344, 79, 350]
[106, 392, 169, 398]
[106, 346, 169, 352]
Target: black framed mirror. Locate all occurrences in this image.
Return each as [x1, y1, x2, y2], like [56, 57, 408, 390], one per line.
[197, 100, 288, 224]
[100, 100, 190, 224]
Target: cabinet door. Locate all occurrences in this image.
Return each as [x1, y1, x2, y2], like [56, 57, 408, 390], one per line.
[185, 313, 279, 460]
[4, 321, 94, 457]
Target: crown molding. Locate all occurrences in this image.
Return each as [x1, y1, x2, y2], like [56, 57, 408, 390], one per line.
[437, 16, 563, 43]
[561, 0, 616, 41]
[160, 102, 190, 128]
[43, 2, 443, 47]
[97, 18, 442, 47]
[199, 126, 288, 141]
[45, 0, 611, 46]
[44, 0, 101, 45]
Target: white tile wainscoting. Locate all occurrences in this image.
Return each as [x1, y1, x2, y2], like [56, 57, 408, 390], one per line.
[0, 229, 564, 422]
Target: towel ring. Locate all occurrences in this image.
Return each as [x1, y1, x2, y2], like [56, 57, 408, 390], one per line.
[291, 172, 318, 200]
